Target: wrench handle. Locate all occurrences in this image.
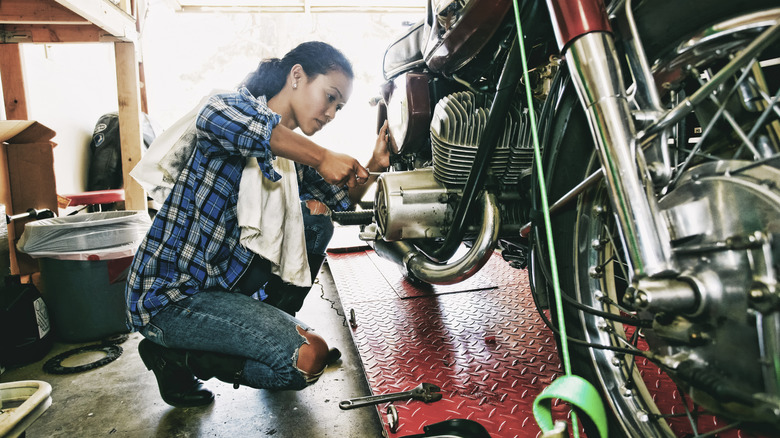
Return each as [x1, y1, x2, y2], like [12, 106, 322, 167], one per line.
[338, 392, 413, 410]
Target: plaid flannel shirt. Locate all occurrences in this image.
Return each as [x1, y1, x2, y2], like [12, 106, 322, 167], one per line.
[126, 88, 350, 329]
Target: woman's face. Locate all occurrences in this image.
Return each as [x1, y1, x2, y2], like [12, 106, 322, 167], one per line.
[292, 69, 353, 136]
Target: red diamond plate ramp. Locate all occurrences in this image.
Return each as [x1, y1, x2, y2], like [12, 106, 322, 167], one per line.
[327, 248, 771, 438]
[328, 249, 566, 437]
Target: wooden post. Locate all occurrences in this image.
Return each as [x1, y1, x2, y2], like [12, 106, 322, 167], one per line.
[114, 41, 147, 212]
[0, 44, 29, 120]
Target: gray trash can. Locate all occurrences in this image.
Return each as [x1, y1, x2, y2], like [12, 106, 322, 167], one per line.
[16, 211, 150, 342]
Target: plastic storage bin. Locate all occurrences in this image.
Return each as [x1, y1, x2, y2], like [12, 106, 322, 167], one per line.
[37, 247, 137, 342]
[16, 211, 150, 342]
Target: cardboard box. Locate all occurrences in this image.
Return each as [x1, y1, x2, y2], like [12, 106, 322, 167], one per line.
[0, 121, 58, 275]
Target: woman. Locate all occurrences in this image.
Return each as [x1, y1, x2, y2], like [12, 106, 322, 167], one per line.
[126, 41, 391, 407]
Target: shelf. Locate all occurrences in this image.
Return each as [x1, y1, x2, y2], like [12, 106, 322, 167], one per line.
[0, 0, 137, 43]
[0, 0, 146, 275]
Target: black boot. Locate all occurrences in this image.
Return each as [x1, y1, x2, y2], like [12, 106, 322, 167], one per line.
[186, 350, 247, 389]
[138, 339, 214, 407]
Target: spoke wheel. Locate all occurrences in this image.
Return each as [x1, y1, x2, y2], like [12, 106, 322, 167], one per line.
[531, 7, 780, 437]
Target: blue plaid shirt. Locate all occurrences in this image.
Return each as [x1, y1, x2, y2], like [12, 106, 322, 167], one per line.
[126, 88, 350, 329]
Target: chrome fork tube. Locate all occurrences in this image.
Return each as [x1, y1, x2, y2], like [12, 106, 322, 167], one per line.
[566, 32, 676, 278]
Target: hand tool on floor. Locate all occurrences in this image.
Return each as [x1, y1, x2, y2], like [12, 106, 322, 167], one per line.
[339, 382, 442, 410]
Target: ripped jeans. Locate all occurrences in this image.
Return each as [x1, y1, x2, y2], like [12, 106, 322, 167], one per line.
[140, 200, 335, 390]
[140, 291, 313, 390]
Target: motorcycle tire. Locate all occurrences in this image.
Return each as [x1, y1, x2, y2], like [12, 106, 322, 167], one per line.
[531, 2, 780, 437]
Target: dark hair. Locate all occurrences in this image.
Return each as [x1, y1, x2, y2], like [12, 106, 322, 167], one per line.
[240, 41, 354, 99]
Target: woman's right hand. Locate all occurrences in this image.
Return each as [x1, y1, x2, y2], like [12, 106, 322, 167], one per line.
[268, 124, 369, 187]
[316, 149, 369, 188]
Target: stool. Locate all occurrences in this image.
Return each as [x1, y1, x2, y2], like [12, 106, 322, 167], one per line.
[61, 189, 125, 213]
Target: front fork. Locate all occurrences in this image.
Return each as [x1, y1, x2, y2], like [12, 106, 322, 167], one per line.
[546, 0, 677, 280]
[566, 32, 677, 279]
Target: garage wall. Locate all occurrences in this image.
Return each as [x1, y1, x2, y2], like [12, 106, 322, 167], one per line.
[141, 5, 418, 164]
[20, 43, 119, 197]
[13, 2, 420, 199]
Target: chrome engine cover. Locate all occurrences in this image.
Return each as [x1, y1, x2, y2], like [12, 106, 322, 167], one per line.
[374, 168, 456, 241]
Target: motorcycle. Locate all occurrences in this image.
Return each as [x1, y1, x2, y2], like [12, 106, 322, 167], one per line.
[334, 0, 780, 436]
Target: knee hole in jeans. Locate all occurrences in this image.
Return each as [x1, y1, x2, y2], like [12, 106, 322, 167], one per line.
[295, 325, 328, 382]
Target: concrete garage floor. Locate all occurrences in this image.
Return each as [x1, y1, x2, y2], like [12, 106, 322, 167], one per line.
[0, 262, 385, 438]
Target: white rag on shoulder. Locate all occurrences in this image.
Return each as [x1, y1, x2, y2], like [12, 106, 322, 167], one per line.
[238, 157, 311, 288]
[130, 90, 228, 204]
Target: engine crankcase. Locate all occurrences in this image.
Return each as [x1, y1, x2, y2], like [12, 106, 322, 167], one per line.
[374, 168, 457, 241]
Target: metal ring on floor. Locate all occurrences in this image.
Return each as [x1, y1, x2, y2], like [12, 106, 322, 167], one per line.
[102, 333, 130, 345]
[386, 404, 399, 433]
[42, 344, 123, 374]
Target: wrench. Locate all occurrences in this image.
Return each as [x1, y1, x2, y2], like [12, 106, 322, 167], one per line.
[339, 382, 442, 410]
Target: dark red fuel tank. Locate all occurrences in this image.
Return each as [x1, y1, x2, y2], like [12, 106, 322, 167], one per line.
[423, 0, 513, 75]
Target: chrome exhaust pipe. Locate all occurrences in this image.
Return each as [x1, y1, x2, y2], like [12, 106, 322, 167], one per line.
[372, 193, 500, 285]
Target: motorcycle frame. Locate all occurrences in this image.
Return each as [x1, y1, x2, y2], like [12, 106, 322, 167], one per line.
[378, 0, 779, 288]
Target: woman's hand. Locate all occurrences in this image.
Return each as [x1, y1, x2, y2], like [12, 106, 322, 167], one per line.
[370, 120, 396, 170]
[268, 124, 368, 187]
[346, 120, 397, 204]
[316, 149, 369, 188]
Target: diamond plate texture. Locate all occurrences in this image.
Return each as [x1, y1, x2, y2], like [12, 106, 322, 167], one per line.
[328, 249, 767, 437]
[328, 250, 567, 437]
[367, 250, 497, 299]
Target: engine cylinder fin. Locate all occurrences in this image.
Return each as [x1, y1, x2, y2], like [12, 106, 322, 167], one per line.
[431, 91, 533, 186]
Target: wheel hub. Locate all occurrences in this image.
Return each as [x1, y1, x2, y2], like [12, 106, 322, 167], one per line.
[644, 160, 780, 424]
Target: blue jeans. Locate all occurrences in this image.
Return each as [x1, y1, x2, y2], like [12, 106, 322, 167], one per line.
[141, 200, 335, 390]
[140, 291, 312, 390]
[301, 199, 335, 256]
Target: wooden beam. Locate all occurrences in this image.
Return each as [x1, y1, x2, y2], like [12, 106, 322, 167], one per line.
[114, 41, 147, 212]
[173, 0, 426, 13]
[1, 24, 118, 43]
[53, 0, 137, 40]
[0, 44, 28, 120]
[0, 0, 90, 25]
[134, 0, 149, 113]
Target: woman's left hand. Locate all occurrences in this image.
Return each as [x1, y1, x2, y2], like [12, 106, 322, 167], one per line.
[371, 120, 396, 170]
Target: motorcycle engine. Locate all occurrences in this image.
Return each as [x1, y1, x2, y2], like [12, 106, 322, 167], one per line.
[374, 168, 455, 241]
[374, 91, 533, 241]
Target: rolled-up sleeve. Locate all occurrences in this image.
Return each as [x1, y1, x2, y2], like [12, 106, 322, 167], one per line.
[196, 87, 283, 181]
